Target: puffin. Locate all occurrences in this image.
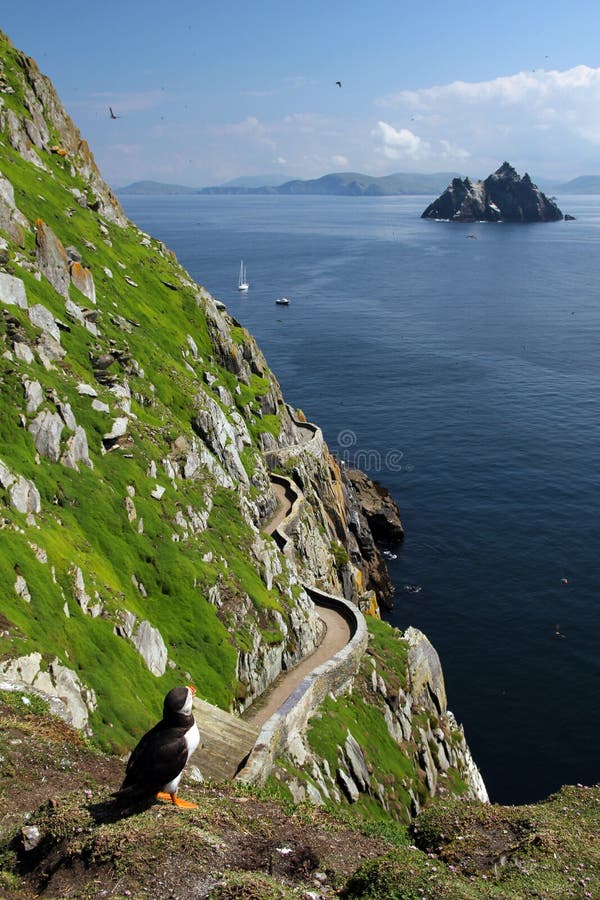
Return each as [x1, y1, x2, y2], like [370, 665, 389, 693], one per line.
[113, 685, 200, 809]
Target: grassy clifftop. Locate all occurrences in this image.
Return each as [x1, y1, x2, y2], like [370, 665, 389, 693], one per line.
[0, 693, 598, 899]
[0, 27, 325, 753]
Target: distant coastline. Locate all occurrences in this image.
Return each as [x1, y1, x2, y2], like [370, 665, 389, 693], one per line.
[117, 171, 600, 197]
[117, 171, 462, 197]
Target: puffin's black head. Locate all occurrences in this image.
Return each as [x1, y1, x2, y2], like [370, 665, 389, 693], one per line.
[163, 685, 195, 720]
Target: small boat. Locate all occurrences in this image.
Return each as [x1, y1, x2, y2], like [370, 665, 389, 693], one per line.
[237, 259, 249, 292]
[275, 297, 289, 305]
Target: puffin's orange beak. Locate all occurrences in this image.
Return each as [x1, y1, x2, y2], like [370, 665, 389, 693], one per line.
[187, 684, 196, 695]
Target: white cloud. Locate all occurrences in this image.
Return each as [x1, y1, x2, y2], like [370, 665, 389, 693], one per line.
[211, 116, 269, 139]
[374, 66, 600, 176]
[371, 122, 430, 160]
[331, 154, 349, 168]
[378, 66, 600, 111]
[439, 140, 470, 161]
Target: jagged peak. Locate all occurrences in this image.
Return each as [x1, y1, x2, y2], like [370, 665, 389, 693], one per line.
[493, 161, 520, 179]
[423, 162, 563, 222]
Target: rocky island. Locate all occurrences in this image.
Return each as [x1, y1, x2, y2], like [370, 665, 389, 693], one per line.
[421, 161, 564, 222]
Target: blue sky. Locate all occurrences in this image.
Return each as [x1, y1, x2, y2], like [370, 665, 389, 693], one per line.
[3, 1, 600, 186]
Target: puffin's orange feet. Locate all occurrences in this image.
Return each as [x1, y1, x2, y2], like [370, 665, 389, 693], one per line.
[172, 794, 197, 809]
[155, 791, 196, 808]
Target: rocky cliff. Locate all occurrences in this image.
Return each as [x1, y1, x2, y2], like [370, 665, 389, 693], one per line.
[270, 619, 488, 822]
[422, 161, 564, 222]
[0, 28, 485, 825]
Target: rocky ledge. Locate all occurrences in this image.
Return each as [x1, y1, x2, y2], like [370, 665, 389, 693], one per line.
[422, 162, 563, 223]
[342, 467, 404, 610]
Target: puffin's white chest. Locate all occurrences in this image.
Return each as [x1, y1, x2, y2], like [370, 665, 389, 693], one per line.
[161, 720, 200, 794]
[184, 720, 200, 760]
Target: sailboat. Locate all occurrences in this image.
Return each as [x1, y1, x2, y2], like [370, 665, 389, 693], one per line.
[237, 259, 249, 292]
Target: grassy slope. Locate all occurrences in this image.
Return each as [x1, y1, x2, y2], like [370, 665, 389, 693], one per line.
[0, 32, 294, 754]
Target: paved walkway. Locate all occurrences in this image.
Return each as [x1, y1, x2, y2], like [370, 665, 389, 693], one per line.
[191, 464, 354, 781]
[262, 481, 292, 534]
[190, 605, 351, 780]
[243, 606, 351, 728]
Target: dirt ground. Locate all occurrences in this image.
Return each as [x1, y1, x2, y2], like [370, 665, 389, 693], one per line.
[0, 697, 391, 899]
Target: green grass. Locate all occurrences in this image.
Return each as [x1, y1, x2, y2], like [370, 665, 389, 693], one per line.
[0, 34, 313, 756]
[344, 785, 600, 898]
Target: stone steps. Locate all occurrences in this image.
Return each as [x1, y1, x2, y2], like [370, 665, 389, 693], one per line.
[190, 698, 260, 782]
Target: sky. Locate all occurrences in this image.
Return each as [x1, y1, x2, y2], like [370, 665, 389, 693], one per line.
[3, 1, 600, 187]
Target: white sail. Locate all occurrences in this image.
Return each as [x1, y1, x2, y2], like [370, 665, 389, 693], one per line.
[238, 259, 249, 291]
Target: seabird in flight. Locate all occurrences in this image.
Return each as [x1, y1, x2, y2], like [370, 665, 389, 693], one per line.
[109, 107, 120, 119]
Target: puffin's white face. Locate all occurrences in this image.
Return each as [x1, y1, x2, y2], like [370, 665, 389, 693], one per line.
[181, 685, 195, 716]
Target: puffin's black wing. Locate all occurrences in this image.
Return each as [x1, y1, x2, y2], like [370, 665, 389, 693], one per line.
[115, 722, 189, 801]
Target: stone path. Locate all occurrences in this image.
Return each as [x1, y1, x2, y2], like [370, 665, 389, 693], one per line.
[190, 465, 353, 782]
[243, 606, 351, 729]
[190, 607, 351, 781]
[262, 480, 292, 534]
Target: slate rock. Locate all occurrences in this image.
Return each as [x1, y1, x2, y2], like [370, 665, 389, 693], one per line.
[9, 475, 42, 515]
[132, 620, 168, 676]
[28, 303, 61, 342]
[29, 409, 63, 462]
[0, 272, 28, 309]
[70, 261, 96, 303]
[35, 219, 70, 297]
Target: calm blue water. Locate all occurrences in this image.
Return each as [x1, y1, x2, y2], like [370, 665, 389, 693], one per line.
[121, 193, 600, 805]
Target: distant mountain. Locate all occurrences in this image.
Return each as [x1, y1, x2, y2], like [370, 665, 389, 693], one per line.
[220, 173, 291, 188]
[118, 180, 199, 195]
[274, 171, 461, 196]
[554, 175, 600, 194]
[198, 171, 462, 196]
[118, 175, 291, 195]
[116, 171, 593, 200]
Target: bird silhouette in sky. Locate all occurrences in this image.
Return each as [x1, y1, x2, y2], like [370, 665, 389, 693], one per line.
[336, 81, 342, 87]
[109, 106, 120, 119]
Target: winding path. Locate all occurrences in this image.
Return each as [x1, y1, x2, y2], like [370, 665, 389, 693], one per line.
[192, 418, 362, 782]
[244, 472, 352, 727]
[244, 599, 351, 730]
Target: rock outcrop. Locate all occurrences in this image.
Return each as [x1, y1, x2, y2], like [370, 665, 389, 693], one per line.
[342, 467, 403, 609]
[272, 622, 488, 819]
[0, 652, 97, 733]
[422, 162, 563, 222]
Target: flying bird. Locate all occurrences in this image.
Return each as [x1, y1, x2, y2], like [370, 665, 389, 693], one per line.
[109, 106, 120, 119]
[113, 685, 200, 809]
[335, 81, 342, 87]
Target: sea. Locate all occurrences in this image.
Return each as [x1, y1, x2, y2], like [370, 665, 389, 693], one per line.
[120, 192, 600, 806]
